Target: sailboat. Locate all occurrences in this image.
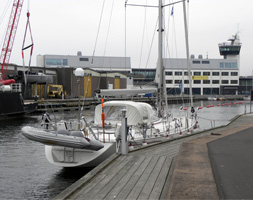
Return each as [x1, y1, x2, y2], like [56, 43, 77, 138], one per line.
[22, 0, 198, 168]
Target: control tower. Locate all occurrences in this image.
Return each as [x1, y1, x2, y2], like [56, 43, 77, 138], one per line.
[218, 33, 241, 59]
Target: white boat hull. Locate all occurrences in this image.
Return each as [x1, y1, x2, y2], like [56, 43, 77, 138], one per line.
[45, 142, 116, 168]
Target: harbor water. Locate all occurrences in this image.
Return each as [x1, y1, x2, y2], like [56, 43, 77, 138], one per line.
[0, 100, 251, 199]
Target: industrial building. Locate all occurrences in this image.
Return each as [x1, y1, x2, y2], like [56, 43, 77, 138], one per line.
[133, 34, 243, 96]
[36, 53, 131, 72]
[3, 34, 247, 98]
[5, 64, 127, 99]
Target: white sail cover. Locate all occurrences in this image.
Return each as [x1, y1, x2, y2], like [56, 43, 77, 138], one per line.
[94, 101, 154, 126]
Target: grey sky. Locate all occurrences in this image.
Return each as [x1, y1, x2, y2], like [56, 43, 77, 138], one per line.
[0, 0, 252, 76]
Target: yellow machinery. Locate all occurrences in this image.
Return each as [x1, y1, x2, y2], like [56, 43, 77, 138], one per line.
[47, 84, 64, 98]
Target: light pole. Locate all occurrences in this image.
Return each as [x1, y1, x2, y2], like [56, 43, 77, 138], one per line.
[251, 70, 253, 113]
[74, 68, 84, 129]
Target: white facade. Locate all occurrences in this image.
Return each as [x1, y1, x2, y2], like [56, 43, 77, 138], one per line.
[36, 54, 131, 72]
[164, 57, 239, 95]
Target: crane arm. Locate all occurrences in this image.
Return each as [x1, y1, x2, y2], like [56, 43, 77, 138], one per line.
[0, 0, 24, 84]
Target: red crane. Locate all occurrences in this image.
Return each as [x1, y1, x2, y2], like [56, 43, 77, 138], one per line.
[0, 0, 24, 85]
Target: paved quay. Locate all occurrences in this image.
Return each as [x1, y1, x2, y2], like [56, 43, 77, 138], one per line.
[167, 113, 253, 199]
[54, 114, 253, 200]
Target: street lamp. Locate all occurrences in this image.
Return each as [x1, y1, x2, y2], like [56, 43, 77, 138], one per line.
[74, 68, 84, 129]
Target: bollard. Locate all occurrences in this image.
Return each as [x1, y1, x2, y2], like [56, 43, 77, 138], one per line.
[250, 100, 252, 114]
[121, 109, 128, 155]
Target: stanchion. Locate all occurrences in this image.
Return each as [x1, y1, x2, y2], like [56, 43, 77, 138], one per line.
[101, 98, 105, 143]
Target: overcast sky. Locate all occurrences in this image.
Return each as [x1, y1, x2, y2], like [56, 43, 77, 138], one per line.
[1, 0, 252, 76]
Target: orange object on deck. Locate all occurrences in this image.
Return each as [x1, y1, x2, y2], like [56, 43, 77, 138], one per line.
[101, 113, 105, 128]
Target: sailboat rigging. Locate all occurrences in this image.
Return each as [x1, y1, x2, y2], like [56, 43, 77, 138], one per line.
[21, 0, 198, 168]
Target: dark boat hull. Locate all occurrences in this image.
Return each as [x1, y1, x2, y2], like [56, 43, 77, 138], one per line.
[0, 92, 37, 119]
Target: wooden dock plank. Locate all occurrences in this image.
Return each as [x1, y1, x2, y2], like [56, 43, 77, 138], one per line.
[137, 156, 167, 200]
[130, 140, 182, 156]
[92, 155, 141, 199]
[126, 156, 160, 200]
[69, 155, 129, 199]
[149, 156, 173, 199]
[79, 155, 135, 199]
[115, 156, 152, 199]
[104, 156, 146, 200]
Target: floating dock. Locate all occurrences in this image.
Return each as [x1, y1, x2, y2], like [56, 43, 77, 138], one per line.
[54, 113, 253, 199]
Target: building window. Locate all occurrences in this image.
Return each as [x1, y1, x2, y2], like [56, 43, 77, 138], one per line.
[212, 72, 220, 76]
[192, 60, 200, 64]
[184, 80, 189, 84]
[194, 80, 201, 84]
[222, 72, 229, 76]
[79, 57, 89, 61]
[132, 69, 156, 80]
[175, 71, 182, 76]
[165, 71, 173, 75]
[175, 80, 182, 84]
[231, 80, 238, 84]
[222, 80, 229, 84]
[194, 72, 201, 76]
[203, 72, 210, 76]
[212, 80, 219, 84]
[45, 58, 68, 66]
[203, 80, 210, 84]
[184, 71, 192, 76]
[63, 59, 68, 65]
[166, 80, 172, 84]
[202, 60, 210, 64]
[46, 58, 62, 66]
[231, 72, 238, 76]
[220, 62, 238, 69]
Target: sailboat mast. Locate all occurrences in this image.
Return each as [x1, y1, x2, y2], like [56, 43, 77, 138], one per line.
[157, 0, 164, 117]
[182, 0, 193, 108]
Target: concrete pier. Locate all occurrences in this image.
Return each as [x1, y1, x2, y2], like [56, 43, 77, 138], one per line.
[54, 114, 253, 200]
[36, 94, 244, 112]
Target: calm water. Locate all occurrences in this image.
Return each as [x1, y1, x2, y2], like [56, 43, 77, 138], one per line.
[0, 100, 251, 199]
